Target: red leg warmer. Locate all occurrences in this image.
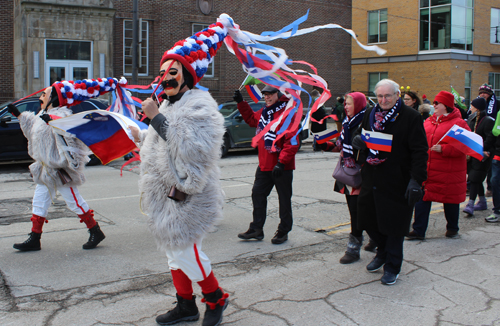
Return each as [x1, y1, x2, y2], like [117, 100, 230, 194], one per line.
[78, 210, 96, 229]
[31, 214, 47, 233]
[197, 271, 219, 295]
[171, 269, 194, 300]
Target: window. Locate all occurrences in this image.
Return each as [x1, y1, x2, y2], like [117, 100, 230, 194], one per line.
[368, 9, 387, 43]
[420, 0, 473, 51]
[488, 73, 500, 97]
[492, 8, 500, 44]
[464, 71, 471, 107]
[192, 24, 214, 77]
[368, 72, 388, 96]
[46, 41, 91, 61]
[123, 20, 149, 76]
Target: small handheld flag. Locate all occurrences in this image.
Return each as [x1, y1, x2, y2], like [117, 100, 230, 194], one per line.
[440, 124, 483, 160]
[245, 84, 262, 103]
[313, 129, 341, 144]
[361, 129, 393, 152]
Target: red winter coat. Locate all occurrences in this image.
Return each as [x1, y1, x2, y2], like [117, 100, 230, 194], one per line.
[237, 96, 299, 171]
[423, 108, 470, 204]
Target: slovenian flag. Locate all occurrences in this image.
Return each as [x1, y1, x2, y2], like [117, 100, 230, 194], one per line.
[314, 129, 341, 144]
[440, 124, 483, 160]
[49, 111, 148, 165]
[361, 128, 393, 152]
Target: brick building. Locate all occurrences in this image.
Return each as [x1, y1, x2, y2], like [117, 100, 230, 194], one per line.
[4, 0, 354, 106]
[351, 0, 500, 106]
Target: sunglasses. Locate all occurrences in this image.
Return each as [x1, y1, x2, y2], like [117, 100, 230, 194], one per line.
[433, 101, 440, 106]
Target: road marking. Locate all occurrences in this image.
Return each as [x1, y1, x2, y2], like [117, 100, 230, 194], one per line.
[222, 184, 251, 188]
[86, 194, 140, 202]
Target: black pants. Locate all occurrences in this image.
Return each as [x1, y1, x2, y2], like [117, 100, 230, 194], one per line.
[366, 230, 404, 274]
[249, 167, 293, 233]
[469, 182, 485, 201]
[346, 194, 363, 237]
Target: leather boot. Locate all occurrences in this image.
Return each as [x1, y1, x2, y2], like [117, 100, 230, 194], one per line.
[201, 288, 229, 326]
[364, 238, 378, 252]
[156, 293, 199, 325]
[339, 234, 362, 264]
[13, 232, 42, 251]
[82, 222, 105, 249]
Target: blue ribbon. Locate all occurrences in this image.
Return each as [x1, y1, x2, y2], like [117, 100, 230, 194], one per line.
[260, 9, 310, 39]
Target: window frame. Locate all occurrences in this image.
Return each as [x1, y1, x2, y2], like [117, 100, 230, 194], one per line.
[367, 9, 388, 44]
[491, 8, 500, 44]
[488, 72, 500, 98]
[192, 23, 215, 78]
[464, 70, 472, 107]
[123, 19, 149, 77]
[368, 72, 389, 97]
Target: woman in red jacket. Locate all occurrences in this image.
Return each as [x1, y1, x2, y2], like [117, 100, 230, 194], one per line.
[408, 91, 470, 240]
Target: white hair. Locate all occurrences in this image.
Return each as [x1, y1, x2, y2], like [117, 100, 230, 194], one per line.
[374, 79, 400, 96]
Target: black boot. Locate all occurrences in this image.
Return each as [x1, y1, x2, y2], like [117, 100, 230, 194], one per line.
[237, 227, 264, 240]
[13, 232, 42, 251]
[201, 288, 229, 326]
[364, 237, 378, 252]
[156, 294, 199, 325]
[82, 222, 105, 249]
[339, 234, 362, 264]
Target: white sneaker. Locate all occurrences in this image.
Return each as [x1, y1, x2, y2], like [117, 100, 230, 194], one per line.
[485, 214, 500, 223]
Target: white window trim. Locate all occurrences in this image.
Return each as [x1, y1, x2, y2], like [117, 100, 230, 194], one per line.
[123, 19, 149, 77]
[491, 8, 500, 44]
[367, 9, 387, 45]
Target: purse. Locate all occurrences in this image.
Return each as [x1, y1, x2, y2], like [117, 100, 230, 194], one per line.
[332, 157, 362, 188]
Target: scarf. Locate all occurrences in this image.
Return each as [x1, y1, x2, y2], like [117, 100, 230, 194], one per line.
[338, 109, 365, 167]
[366, 97, 402, 165]
[486, 93, 498, 118]
[256, 100, 287, 152]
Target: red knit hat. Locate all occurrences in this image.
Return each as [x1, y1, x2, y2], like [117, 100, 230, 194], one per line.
[433, 91, 455, 109]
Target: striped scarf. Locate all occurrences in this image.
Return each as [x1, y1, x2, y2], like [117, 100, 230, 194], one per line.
[256, 101, 287, 152]
[339, 109, 365, 167]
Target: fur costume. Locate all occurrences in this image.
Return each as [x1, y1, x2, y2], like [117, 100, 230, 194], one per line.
[137, 89, 225, 251]
[18, 107, 90, 188]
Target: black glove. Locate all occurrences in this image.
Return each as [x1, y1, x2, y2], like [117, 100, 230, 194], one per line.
[40, 114, 52, 124]
[352, 135, 367, 150]
[313, 141, 328, 151]
[405, 178, 423, 207]
[7, 104, 20, 117]
[233, 90, 244, 103]
[272, 162, 285, 178]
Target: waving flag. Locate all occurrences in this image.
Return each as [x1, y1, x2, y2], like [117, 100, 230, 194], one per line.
[440, 124, 483, 160]
[49, 111, 148, 165]
[362, 129, 393, 152]
[314, 129, 341, 144]
[240, 75, 263, 103]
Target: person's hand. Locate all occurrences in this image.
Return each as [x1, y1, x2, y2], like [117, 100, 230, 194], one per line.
[431, 144, 442, 152]
[352, 135, 367, 150]
[313, 141, 328, 151]
[7, 104, 20, 117]
[39, 114, 52, 124]
[405, 178, 422, 207]
[142, 98, 160, 120]
[272, 162, 285, 178]
[233, 90, 243, 103]
[129, 125, 140, 143]
[484, 151, 490, 158]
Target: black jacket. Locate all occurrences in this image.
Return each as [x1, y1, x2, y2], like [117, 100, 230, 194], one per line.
[467, 112, 494, 182]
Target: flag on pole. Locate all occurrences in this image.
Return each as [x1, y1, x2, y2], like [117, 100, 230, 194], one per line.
[313, 129, 341, 144]
[451, 86, 467, 111]
[440, 124, 483, 160]
[240, 75, 263, 103]
[361, 129, 393, 152]
[49, 111, 148, 165]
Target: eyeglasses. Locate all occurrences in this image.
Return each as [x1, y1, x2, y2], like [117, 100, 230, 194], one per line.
[376, 93, 396, 100]
[433, 101, 440, 106]
[403, 98, 412, 101]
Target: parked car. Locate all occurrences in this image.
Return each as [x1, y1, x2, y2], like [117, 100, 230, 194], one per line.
[220, 101, 308, 157]
[0, 98, 108, 162]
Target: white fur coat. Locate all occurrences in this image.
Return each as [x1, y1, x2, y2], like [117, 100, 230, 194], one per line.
[137, 90, 225, 251]
[19, 106, 89, 188]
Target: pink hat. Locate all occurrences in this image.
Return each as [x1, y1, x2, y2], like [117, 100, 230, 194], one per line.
[433, 91, 455, 108]
[347, 92, 367, 115]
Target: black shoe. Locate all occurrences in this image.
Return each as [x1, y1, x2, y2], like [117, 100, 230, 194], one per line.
[364, 238, 378, 252]
[445, 230, 459, 238]
[238, 228, 264, 240]
[381, 271, 399, 285]
[366, 257, 385, 272]
[202, 288, 229, 326]
[156, 294, 200, 325]
[13, 232, 42, 251]
[339, 234, 362, 264]
[271, 230, 288, 244]
[406, 230, 425, 241]
[83, 223, 106, 249]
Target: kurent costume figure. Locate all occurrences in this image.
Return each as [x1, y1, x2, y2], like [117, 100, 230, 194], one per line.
[130, 22, 228, 326]
[9, 87, 105, 251]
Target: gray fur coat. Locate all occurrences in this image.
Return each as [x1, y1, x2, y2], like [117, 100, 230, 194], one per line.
[137, 90, 225, 251]
[19, 106, 89, 188]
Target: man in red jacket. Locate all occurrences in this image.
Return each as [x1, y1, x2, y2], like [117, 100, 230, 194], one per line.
[233, 85, 299, 244]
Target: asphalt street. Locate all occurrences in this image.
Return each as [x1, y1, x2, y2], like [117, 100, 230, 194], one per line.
[0, 141, 499, 326]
